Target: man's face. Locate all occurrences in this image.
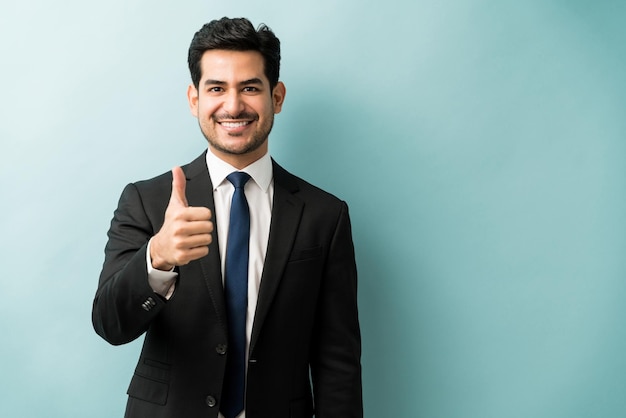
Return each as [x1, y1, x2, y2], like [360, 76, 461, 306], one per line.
[188, 49, 286, 168]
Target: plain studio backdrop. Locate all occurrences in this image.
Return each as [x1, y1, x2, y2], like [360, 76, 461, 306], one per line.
[1, 1, 624, 417]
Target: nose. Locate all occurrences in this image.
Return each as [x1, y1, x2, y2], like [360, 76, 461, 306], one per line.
[222, 90, 245, 117]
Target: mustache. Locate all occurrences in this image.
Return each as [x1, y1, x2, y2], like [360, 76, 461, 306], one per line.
[212, 112, 258, 121]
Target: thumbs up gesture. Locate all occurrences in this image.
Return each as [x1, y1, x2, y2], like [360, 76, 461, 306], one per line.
[150, 166, 214, 271]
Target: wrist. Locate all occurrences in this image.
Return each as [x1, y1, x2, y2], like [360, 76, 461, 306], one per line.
[152, 259, 175, 272]
[149, 238, 175, 271]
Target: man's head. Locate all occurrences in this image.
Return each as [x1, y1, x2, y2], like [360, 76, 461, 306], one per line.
[186, 18, 286, 169]
[188, 17, 281, 91]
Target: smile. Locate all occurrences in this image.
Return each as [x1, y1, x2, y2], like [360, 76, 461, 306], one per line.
[219, 121, 252, 128]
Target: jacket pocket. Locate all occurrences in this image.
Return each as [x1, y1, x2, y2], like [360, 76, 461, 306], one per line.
[126, 359, 170, 405]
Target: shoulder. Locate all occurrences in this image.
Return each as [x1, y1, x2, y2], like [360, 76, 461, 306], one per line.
[273, 160, 347, 210]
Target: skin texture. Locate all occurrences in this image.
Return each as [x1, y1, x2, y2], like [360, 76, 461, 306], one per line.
[187, 49, 286, 169]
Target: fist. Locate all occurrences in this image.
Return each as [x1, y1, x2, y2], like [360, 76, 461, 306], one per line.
[150, 166, 213, 270]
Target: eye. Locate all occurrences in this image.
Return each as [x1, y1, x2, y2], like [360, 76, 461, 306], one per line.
[207, 86, 224, 93]
[243, 86, 260, 93]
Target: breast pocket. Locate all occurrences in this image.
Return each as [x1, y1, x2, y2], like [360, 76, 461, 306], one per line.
[287, 246, 323, 263]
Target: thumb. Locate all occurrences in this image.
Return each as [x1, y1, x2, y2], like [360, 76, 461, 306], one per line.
[170, 166, 188, 207]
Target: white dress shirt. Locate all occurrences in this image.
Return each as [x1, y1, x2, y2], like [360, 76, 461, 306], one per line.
[146, 149, 274, 418]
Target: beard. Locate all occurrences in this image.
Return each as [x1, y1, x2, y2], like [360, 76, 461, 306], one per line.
[199, 110, 275, 156]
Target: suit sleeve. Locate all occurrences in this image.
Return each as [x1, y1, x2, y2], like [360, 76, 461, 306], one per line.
[310, 202, 363, 417]
[92, 183, 167, 345]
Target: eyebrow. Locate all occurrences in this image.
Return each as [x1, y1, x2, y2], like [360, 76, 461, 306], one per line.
[203, 78, 264, 87]
[240, 78, 263, 86]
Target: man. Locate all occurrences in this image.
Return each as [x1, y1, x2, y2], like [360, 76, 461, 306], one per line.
[92, 17, 362, 418]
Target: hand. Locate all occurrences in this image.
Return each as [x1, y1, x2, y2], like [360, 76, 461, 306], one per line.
[150, 166, 213, 270]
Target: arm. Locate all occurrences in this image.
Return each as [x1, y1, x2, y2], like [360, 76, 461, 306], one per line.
[311, 202, 363, 417]
[92, 167, 213, 345]
[92, 182, 167, 345]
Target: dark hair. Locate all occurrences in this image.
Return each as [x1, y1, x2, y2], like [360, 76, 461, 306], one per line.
[188, 17, 281, 90]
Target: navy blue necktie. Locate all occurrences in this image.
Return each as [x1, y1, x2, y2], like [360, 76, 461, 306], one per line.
[221, 171, 251, 418]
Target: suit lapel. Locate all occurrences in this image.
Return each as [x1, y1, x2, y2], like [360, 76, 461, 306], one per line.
[182, 152, 227, 328]
[250, 162, 303, 353]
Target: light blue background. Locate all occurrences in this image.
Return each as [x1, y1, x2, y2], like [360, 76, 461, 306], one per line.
[1, 1, 625, 417]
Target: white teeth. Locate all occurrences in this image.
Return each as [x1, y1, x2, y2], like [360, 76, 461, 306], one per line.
[221, 121, 249, 128]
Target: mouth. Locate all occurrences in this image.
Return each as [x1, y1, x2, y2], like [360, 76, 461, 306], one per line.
[216, 119, 255, 135]
[219, 121, 252, 129]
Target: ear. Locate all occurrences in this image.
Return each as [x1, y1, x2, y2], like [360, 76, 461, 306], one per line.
[187, 84, 199, 117]
[272, 81, 286, 114]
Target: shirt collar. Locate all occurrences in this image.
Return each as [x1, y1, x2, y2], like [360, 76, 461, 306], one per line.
[205, 148, 273, 192]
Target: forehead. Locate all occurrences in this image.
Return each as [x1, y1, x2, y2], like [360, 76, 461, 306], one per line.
[199, 49, 267, 84]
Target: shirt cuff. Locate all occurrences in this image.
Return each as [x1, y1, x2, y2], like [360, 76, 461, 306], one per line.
[146, 238, 178, 299]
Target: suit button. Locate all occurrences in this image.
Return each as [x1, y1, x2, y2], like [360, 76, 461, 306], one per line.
[141, 297, 156, 311]
[215, 344, 227, 355]
[206, 395, 217, 407]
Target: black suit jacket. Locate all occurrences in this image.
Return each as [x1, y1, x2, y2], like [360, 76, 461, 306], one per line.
[92, 152, 362, 418]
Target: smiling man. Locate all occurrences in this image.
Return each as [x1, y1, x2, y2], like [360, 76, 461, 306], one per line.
[92, 17, 362, 418]
[190, 49, 284, 170]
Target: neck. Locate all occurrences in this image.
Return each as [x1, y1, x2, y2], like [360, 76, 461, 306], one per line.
[209, 146, 267, 170]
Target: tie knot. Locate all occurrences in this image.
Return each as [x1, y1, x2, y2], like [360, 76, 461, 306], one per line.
[227, 172, 251, 189]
